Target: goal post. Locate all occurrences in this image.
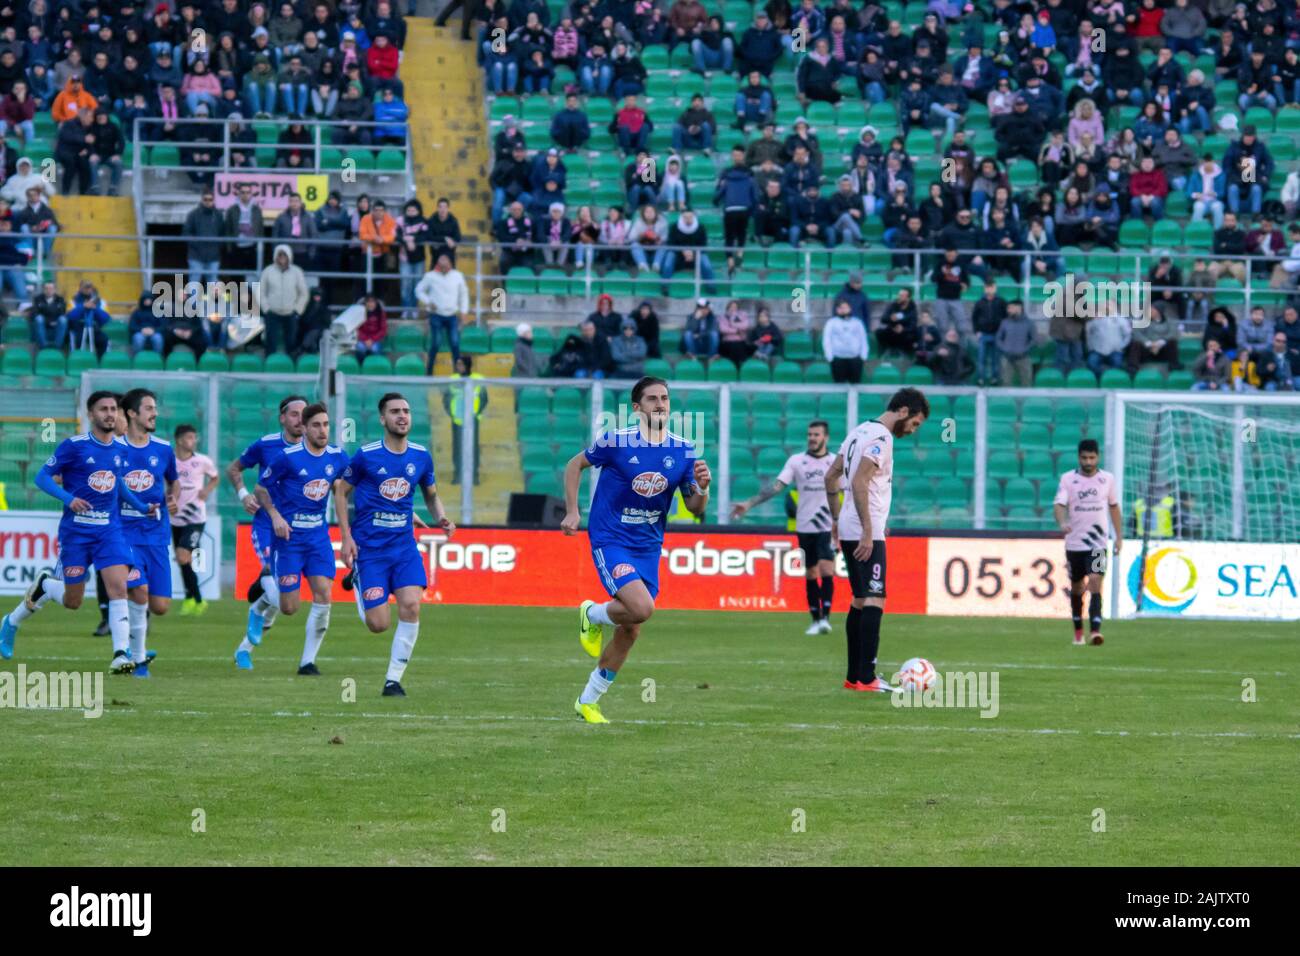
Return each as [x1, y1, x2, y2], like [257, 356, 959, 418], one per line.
[1110, 391, 1300, 621]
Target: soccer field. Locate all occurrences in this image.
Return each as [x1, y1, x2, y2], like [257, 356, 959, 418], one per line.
[0, 601, 1295, 867]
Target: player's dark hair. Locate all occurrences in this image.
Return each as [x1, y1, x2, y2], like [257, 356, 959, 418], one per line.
[1078, 439, 1100, 454]
[887, 387, 930, 419]
[809, 420, 829, 433]
[278, 394, 308, 414]
[301, 402, 328, 424]
[86, 389, 117, 411]
[174, 423, 197, 439]
[120, 387, 155, 417]
[378, 391, 407, 413]
[631, 376, 667, 405]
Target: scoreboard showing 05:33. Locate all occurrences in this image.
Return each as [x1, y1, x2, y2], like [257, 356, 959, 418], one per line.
[925, 538, 1080, 618]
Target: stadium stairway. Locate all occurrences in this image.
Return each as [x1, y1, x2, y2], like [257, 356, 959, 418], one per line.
[407, 21, 494, 297]
[50, 196, 141, 308]
[418, 353, 518, 525]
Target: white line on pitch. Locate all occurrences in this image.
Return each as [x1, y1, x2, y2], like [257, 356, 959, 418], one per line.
[95, 708, 1300, 740]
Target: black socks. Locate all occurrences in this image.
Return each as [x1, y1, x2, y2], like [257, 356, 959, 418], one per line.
[805, 578, 821, 620]
[860, 606, 883, 684]
[845, 606, 861, 683]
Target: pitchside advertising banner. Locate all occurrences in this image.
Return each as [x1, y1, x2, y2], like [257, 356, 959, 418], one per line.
[234, 526, 1300, 620]
[1116, 542, 1300, 620]
[0, 512, 221, 600]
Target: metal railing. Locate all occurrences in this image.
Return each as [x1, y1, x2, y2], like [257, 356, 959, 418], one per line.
[18, 234, 1295, 331]
[130, 116, 416, 209]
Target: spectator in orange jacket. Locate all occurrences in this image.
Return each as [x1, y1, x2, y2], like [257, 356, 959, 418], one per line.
[51, 77, 98, 124]
[359, 199, 398, 264]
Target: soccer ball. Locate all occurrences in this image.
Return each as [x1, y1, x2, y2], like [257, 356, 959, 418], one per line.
[895, 657, 937, 692]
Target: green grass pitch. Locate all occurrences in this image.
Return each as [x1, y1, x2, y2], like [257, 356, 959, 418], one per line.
[0, 600, 1296, 866]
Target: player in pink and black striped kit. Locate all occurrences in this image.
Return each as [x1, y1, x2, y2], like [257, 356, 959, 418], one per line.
[1052, 439, 1124, 646]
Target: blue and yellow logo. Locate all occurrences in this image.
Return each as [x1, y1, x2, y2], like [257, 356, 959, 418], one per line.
[1127, 546, 1198, 613]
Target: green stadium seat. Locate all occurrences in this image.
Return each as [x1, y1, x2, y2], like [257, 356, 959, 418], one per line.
[1000, 477, 1038, 508]
[672, 360, 707, 382]
[335, 354, 362, 375]
[987, 450, 1021, 479]
[783, 334, 816, 362]
[739, 359, 771, 383]
[231, 353, 264, 373]
[163, 350, 196, 372]
[1132, 366, 1166, 389]
[66, 351, 97, 375]
[461, 327, 490, 355]
[394, 354, 424, 376]
[361, 353, 393, 374]
[643, 358, 672, 379]
[871, 362, 901, 384]
[264, 353, 295, 375]
[772, 360, 803, 383]
[100, 351, 130, 370]
[902, 363, 933, 385]
[803, 363, 833, 383]
[198, 351, 230, 372]
[1066, 367, 1097, 388]
[296, 354, 320, 374]
[134, 351, 164, 371]
[1099, 367, 1132, 389]
[1034, 366, 1065, 387]
[33, 348, 64, 376]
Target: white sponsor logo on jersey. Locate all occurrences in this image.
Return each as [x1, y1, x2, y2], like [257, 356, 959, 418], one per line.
[631, 472, 669, 497]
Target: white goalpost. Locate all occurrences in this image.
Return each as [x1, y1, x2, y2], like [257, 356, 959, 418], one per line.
[1110, 391, 1300, 621]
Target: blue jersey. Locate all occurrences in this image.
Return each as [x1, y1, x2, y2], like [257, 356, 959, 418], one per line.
[342, 439, 436, 548]
[584, 428, 699, 551]
[260, 443, 349, 535]
[40, 433, 132, 535]
[239, 432, 296, 539]
[119, 435, 178, 547]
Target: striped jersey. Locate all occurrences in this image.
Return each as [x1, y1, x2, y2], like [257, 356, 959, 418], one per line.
[777, 451, 835, 533]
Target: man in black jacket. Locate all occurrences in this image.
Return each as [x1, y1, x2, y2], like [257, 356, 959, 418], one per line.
[994, 96, 1045, 163]
[89, 110, 124, 196]
[26, 281, 67, 349]
[184, 189, 225, 286]
[427, 198, 462, 265]
[55, 111, 96, 195]
[971, 280, 1008, 385]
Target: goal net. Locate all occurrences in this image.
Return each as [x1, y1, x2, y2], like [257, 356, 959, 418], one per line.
[1114, 394, 1300, 619]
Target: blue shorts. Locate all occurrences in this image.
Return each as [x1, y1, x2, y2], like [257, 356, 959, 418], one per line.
[125, 543, 173, 598]
[592, 545, 661, 599]
[57, 524, 135, 584]
[273, 532, 338, 590]
[251, 518, 274, 571]
[354, 542, 426, 610]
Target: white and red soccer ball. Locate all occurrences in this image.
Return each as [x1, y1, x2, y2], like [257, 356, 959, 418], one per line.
[895, 657, 937, 692]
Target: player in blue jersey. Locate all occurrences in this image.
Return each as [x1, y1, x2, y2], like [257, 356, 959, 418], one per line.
[249, 402, 349, 675]
[336, 392, 454, 697]
[0, 391, 159, 671]
[119, 388, 179, 678]
[225, 394, 306, 659]
[561, 376, 711, 724]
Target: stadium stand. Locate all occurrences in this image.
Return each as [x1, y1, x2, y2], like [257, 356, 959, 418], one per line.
[0, 0, 1298, 541]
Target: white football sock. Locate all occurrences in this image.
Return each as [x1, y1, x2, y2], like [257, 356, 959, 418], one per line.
[587, 601, 614, 626]
[9, 600, 34, 624]
[262, 605, 280, 628]
[301, 602, 330, 667]
[260, 575, 281, 627]
[579, 666, 616, 705]
[107, 599, 130, 657]
[386, 619, 419, 683]
[253, 593, 276, 617]
[128, 600, 149, 663]
[39, 577, 66, 608]
[237, 637, 255, 654]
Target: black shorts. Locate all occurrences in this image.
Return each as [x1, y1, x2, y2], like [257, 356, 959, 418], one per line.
[1065, 547, 1108, 582]
[842, 539, 886, 599]
[797, 531, 835, 565]
[171, 523, 205, 553]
